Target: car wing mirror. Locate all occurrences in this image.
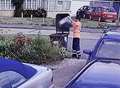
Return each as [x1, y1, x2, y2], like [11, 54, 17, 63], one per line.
[83, 49, 93, 55]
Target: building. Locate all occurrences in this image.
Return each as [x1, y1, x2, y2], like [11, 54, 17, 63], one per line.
[0, 0, 117, 18]
[0, 0, 71, 18]
[47, 0, 71, 18]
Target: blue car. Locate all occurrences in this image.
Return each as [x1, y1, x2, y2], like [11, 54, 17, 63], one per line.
[66, 32, 120, 88]
[0, 57, 53, 88]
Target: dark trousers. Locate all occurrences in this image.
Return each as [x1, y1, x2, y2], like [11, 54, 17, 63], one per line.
[72, 38, 81, 58]
[72, 38, 80, 58]
[72, 38, 80, 51]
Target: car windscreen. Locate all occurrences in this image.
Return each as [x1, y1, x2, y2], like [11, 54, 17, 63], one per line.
[96, 40, 120, 59]
[91, 7, 102, 12]
[69, 61, 120, 88]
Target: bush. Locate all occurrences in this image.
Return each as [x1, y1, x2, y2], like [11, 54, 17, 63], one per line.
[31, 37, 62, 64]
[23, 8, 47, 17]
[0, 33, 63, 65]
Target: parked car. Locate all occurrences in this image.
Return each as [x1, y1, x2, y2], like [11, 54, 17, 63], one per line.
[0, 57, 53, 88]
[76, 6, 91, 19]
[66, 32, 120, 88]
[90, 7, 117, 22]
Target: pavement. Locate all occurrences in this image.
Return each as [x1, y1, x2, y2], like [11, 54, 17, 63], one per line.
[53, 59, 86, 88]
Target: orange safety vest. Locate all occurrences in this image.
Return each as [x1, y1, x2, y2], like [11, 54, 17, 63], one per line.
[72, 21, 81, 38]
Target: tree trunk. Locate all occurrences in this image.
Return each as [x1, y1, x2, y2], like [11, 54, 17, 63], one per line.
[14, 5, 23, 17]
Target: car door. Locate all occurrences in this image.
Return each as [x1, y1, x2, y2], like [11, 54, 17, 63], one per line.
[91, 7, 102, 20]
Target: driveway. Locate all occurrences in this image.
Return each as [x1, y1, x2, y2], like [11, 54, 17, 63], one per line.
[53, 32, 101, 88]
[53, 59, 86, 88]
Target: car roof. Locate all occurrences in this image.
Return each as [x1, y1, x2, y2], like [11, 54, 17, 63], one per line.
[103, 32, 120, 41]
[0, 57, 36, 79]
[70, 61, 120, 88]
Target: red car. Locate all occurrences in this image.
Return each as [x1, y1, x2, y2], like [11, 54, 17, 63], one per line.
[90, 7, 117, 22]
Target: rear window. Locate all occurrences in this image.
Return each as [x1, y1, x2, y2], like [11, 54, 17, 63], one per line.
[103, 8, 116, 12]
[91, 7, 116, 12]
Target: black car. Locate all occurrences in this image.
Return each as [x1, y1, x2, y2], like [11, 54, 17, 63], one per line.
[76, 6, 91, 19]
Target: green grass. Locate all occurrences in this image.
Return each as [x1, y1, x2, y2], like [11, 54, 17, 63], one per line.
[81, 19, 117, 28]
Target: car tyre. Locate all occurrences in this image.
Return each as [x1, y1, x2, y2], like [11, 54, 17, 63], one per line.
[90, 16, 93, 20]
[112, 20, 115, 23]
[100, 18, 105, 22]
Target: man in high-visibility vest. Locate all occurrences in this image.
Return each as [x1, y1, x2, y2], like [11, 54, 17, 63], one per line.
[72, 17, 81, 59]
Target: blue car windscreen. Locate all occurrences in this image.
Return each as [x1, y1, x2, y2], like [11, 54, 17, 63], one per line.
[96, 40, 120, 59]
[69, 61, 120, 88]
[70, 83, 120, 88]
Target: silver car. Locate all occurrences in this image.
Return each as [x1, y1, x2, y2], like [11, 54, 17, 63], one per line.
[0, 58, 53, 88]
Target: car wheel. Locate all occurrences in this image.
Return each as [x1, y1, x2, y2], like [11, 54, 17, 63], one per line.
[112, 20, 115, 23]
[100, 18, 105, 22]
[90, 16, 93, 20]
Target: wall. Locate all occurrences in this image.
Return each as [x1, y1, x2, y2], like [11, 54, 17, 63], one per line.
[47, 0, 71, 18]
[47, 11, 71, 18]
[0, 10, 14, 17]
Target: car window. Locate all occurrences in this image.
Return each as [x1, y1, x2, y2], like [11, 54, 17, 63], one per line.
[96, 40, 120, 59]
[97, 7, 102, 12]
[92, 7, 101, 12]
[0, 71, 27, 88]
[104, 8, 116, 12]
[109, 8, 116, 12]
[0, 72, 12, 88]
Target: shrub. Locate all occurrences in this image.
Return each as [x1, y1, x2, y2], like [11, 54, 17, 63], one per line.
[23, 8, 47, 17]
[31, 37, 62, 64]
[1, 33, 63, 65]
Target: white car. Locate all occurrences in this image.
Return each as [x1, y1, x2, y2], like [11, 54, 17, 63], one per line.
[0, 57, 54, 88]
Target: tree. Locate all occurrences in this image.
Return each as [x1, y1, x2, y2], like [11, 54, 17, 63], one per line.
[11, 0, 25, 17]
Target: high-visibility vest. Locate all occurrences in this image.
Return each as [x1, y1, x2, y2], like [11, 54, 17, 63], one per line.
[72, 21, 81, 38]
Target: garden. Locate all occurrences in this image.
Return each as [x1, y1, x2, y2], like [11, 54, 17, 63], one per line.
[0, 33, 68, 65]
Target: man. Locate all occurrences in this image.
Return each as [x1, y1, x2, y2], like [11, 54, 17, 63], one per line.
[72, 17, 81, 59]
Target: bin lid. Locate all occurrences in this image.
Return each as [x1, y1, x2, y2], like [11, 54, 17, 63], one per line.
[56, 14, 70, 33]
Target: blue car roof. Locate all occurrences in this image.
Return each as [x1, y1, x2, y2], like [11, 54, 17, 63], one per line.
[104, 32, 120, 41]
[0, 57, 36, 79]
[70, 61, 120, 88]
